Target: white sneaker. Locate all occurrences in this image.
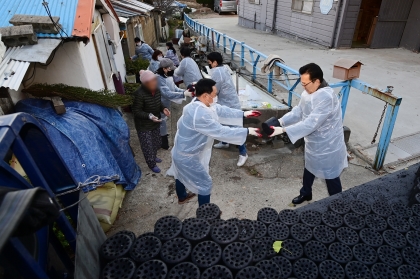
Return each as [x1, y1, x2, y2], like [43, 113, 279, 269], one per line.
[237, 154, 248, 167]
[214, 142, 229, 149]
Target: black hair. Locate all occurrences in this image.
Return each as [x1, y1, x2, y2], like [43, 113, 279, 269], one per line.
[166, 42, 176, 54]
[156, 67, 165, 77]
[180, 47, 191, 57]
[299, 63, 323, 83]
[207, 52, 223, 65]
[152, 49, 163, 60]
[195, 79, 216, 97]
[134, 37, 141, 43]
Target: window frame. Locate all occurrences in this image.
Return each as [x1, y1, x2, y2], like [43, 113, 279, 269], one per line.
[291, 0, 314, 14]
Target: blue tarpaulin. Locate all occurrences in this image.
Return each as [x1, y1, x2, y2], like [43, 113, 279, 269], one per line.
[172, 1, 187, 8]
[16, 99, 141, 191]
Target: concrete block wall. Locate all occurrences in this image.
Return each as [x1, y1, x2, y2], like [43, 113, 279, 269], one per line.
[9, 14, 59, 34]
[0, 25, 37, 47]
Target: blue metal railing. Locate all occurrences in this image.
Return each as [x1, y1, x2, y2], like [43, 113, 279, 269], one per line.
[184, 14, 402, 171]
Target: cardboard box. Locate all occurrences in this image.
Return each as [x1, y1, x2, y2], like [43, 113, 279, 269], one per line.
[333, 59, 363, 80]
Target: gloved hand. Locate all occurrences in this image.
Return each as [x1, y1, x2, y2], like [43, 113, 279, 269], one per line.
[184, 89, 193, 97]
[149, 113, 161, 122]
[248, 127, 262, 137]
[187, 84, 196, 97]
[244, 110, 262, 118]
[269, 126, 284, 137]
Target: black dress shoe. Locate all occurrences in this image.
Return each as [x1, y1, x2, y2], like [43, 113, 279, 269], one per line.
[292, 194, 312, 205]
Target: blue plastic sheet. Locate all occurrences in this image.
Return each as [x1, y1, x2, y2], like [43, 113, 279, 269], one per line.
[16, 99, 141, 191]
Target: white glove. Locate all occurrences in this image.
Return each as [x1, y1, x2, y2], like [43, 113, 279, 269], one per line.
[184, 89, 193, 98]
[244, 110, 262, 118]
[248, 127, 262, 137]
[148, 113, 161, 122]
[269, 126, 284, 137]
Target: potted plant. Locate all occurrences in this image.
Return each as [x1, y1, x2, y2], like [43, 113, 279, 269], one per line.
[125, 57, 149, 83]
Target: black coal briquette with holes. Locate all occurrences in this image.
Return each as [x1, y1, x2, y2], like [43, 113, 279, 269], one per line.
[365, 214, 387, 232]
[357, 192, 376, 204]
[336, 227, 359, 246]
[383, 230, 407, 248]
[260, 236, 278, 258]
[313, 225, 335, 244]
[130, 235, 162, 263]
[360, 228, 383, 247]
[191, 240, 221, 268]
[257, 207, 278, 224]
[211, 220, 239, 246]
[304, 240, 327, 262]
[372, 201, 392, 217]
[329, 199, 351, 214]
[100, 233, 133, 261]
[300, 210, 322, 227]
[416, 193, 420, 204]
[329, 242, 353, 264]
[253, 220, 267, 239]
[344, 213, 365, 230]
[133, 259, 168, 279]
[167, 262, 200, 279]
[208, 218, 224, 229]
[182, 218, 211, 243]
[345, 261, 372, 279]
[290, 223, 312, 242]
[222, 242, 253, 271]
[388, 215, 410, 232]
[278, 209, 299, 225]
[391, 201, 412, 217]
[319, 260, 345, 279]
[293, 258, 318, 279]
[116, 230, 136, 241]
[371, 263, 398, 279]
[412, 204, 420, 216]
[137, 232, 155, 239]
[271, 256, 292, 278]
[398, 265, 420, 279]
[235, 266, 267, 279]
[402, 247, 420, 268]
[255, 260, 281, 279]
[353, 244, 377, 265]
[201, 265, 233, 279]
[227, 218, 239, 224]
[160, 238, 192, 265]
[377, 245, 403, 267]
[351, 200, 371, 216]
[237, 219, 255, 242]
[196, 203, 221, 220]
[102, 257, 136, 279]
[154, 216, 182, 241]
[409, 216, 420, 231]
[267, 222, 289, 240]
[322, 211, 343, 228]
[245, 239, 267, 263]
[406, 230, 420, 248]
[280, 239, 303, 260]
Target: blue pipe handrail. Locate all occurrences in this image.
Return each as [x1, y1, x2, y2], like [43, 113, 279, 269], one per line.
[184, 14, 402, 171]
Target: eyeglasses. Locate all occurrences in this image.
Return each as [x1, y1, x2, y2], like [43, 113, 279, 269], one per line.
[301, 81, 313, 87]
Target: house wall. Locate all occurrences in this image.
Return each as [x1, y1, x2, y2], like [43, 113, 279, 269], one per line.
[103, 13, 127, 80]
[126, 14, 158, 58]
[400, 0, 420, 52]
[239, 0, 342, 47]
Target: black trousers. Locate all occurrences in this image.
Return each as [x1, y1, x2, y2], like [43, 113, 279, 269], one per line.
[300, 168, 342, 197]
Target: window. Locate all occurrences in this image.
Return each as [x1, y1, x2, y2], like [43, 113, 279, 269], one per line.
[291, 0, 314, 14]
[248, 0, 260, 4]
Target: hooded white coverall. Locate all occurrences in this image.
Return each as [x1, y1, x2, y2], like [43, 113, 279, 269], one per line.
[280, 86, 347, 179]
[167, 100, 247, 195]
[174, 57, 202, 87]
[211, 66, 241, 110]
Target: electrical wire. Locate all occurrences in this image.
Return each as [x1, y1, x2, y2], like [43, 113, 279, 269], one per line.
[42, 0, 69, 39]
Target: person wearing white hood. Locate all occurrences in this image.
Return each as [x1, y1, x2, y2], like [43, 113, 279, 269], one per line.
[166, 78, 262, 206]
[269, 63, 348, 205]
[207, 52, 250, 167]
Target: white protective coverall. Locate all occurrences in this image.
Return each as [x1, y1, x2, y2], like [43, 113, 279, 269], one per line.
[211, 66, 241, 110]
[167, 100, 247, 195]
[148, 59, 160, 73]
[174, 57, 202, 87]
[280, 86, 347, 179]
[158, 75, 185, 136]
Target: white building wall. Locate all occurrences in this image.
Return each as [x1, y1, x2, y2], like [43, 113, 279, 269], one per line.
[103, 14, 127, 81]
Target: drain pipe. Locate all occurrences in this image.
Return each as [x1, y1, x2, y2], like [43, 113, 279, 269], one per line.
[271, 0, 279, 32]
[330, 0, 342, 48]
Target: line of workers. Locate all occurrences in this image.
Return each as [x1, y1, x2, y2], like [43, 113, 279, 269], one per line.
[131, 38, 347, 207]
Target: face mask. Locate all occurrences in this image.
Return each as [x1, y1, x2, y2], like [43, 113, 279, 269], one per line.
[157, 56, 163, 61]
[167, 70, 174, 77]
[210, 95, 218, 106]
[208, 64, 212, 69]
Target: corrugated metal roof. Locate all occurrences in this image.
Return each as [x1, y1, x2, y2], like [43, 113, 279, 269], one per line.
[0, 47, 30, 91]
[9, 38, 61, 63]
[110, 0, 155, 17]
[120, 0, 155, 11]
[0, 0, 79, 39]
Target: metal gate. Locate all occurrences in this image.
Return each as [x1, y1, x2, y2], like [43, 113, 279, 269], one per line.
[335, 0, 362, 48]
[370, 0, 414, 48]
